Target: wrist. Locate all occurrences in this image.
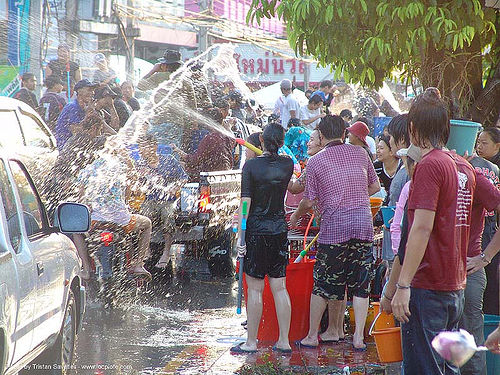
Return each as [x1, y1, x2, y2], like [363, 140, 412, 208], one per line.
[481, 252, 492, 264]
[382, 292, 393, 301]
[396, 282, 411, 290]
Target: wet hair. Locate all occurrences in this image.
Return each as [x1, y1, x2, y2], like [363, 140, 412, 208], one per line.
[320, 80, 333, 89]
[378, 134, 391, 149]
[387, 114, 410, 148]
[408, 87, 449, 148]
[356, 116, 373, 131]
[44, 75, 62, 89]
[288, 118, 301, 128]
[305, 89, 314, 96]
[262, 123, 285, 154]
[214, 98, 229, 110]
[317, 115, 346, 140]
[246, 132, 263, 150]
[481, 127, 500, 144]
[339, 109, 353, 120]
[21, 72, 35, 81]
[309, 94, 323, 105]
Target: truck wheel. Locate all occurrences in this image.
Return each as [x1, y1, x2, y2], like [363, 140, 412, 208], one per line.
[207, 230, 235, 278]
[37, 289, 77, 374]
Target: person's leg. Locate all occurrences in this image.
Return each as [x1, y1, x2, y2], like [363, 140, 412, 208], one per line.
[338, 292, 347, 340]
[299, 243, 345, 347]
[299, 294, 327, 346]
[128, 214, 152, 273]
[269, 276, 291, 350]
[346, 240, 374, 349]
[483, 253, 499, 314]
[73, 233, 91, 279]
[242, 275, 265, 351]
[352, 296, 369, 349]
[402, 288, 463, 375]
[156, 202, 176, 268]
[319, 299, 343, 341]
[459, 269, 487, 375]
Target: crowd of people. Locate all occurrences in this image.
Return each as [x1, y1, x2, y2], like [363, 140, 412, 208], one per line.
[233, 80, 500, 375]
[11, 43, 500, 372]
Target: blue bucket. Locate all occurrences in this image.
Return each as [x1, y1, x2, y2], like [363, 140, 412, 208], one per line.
[380, 206, 396, 228]
[484, 314, 500, 375]
[446, 120, 482, 156]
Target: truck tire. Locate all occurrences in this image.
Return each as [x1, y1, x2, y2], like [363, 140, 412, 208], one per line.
[207, 229, 235, 278]
[36, 289, 77, 374]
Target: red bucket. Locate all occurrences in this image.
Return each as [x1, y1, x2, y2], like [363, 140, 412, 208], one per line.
[243, 259, 315, 343]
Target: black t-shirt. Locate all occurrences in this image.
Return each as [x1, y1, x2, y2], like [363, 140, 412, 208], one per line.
[241, 154, 294, 235]
[47, 59, 79, 85]
[373, 159, 401, 203]
[14, 88, 38, 110]
[38, 92, 66, 131]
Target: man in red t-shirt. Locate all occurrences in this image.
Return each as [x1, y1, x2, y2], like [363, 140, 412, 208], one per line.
[390, 88, 476, 375]
[459, 165, 500, 375]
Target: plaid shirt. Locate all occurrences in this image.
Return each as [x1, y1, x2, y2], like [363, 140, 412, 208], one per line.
[305, 143, 378, 244]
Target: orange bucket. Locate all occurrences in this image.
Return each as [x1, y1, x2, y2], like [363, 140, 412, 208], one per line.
[371, 302, 396, 331]
[369, 312, 403, 363]
[370, 197, 383, 218]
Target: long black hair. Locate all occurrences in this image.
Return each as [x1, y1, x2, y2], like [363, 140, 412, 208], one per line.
[387, 114, 410, 148]
[481, 127, 500, 144]
[262, 123, 285, 154]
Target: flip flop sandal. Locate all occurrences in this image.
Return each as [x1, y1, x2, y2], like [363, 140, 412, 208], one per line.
[272, 345, 292, 354]
[230, 342, 257, 354]
[294, 340, 318, 349]
[318, 335, 338, 344]
[352, 343, 367, 352]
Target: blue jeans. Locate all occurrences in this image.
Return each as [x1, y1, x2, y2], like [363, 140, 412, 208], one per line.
[402, 288, 464, 375]
[459, 269, 487, 375]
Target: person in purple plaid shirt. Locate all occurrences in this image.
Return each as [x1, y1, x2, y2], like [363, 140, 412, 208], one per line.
[291, 115, 380, 350]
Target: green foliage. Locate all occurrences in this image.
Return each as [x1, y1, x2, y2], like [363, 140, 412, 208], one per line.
[248, 0, 498, 88]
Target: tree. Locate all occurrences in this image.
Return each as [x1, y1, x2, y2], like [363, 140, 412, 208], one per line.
[248, 0, 500, 125]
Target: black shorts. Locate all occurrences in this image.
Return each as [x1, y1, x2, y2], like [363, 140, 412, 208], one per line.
[244, 232, 289, 279]
[312, 240, 374, 300]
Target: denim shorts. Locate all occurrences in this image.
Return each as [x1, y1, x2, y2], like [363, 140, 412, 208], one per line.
[312, 240, 373, 300]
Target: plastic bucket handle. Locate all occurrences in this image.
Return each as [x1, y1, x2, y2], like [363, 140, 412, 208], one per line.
[369, 312, 382, 336]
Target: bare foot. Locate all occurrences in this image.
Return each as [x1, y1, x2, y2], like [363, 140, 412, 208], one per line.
[273, 341, 292, 351]
[297, 336, 318, 347]
[319, 332, 340, 342]
[353, 335, 366, 349]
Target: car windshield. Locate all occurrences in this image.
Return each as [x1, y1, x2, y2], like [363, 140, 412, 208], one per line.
[0, 110, 24, 148]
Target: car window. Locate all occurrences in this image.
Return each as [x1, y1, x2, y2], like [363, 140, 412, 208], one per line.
[0, 160, 21, 252]
[18, 110, 53, 149]
[9, 161, 44, 237]
[0, 110, 24, 148]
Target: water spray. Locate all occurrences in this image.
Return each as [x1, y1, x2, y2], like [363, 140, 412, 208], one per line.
[235, 138, 262, 156]
[236, 200, 248, 314]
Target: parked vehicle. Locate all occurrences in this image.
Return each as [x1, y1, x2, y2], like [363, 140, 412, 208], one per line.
[0, 155, 90, 375]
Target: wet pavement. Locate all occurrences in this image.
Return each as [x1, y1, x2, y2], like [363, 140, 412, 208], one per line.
[73, 277, 402, 374]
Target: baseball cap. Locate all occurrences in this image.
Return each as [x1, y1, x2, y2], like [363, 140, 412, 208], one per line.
[280, 79, 292, 90]
[74, 79, 98, 92]
[311, 90, 327, 102]
[94, 53, 106, 64]
[397, 144, 422, 162]
[347, 121, 370, 145]
[158, 49, 182, 65]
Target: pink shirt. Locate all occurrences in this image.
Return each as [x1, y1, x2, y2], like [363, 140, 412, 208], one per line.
[391, 180, 411, 255]
[305, 142, 378, 244]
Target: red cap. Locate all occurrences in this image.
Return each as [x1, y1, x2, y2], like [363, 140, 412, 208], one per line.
[348, 121, 370, 145]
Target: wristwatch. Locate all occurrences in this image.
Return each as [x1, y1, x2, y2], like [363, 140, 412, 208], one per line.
[480, 252, 491, 264]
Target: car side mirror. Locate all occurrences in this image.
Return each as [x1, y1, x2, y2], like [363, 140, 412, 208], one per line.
[54, 202, 90, 233]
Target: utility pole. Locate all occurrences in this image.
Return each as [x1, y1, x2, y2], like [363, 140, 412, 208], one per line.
[198, 0, 212, 54]
[304, 60, 310, 91]
[29, 0, 43, 97]
[125, 0, 140, 82]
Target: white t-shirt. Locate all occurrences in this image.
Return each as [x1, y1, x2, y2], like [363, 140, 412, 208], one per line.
[299, 104, 321, 130]
[280, 94, 300, 129]
[345, 135, 377, 155]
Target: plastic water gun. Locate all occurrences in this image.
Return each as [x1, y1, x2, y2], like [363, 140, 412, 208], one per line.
[66, 62, 71, 102]
[294, 233, 319, 263]
[235, 138, 263, 156]
[236, 201, 248, 314]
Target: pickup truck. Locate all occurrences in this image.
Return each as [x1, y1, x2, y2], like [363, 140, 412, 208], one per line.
[139, 114, 258, 280]
[0, 155, 90, 375]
